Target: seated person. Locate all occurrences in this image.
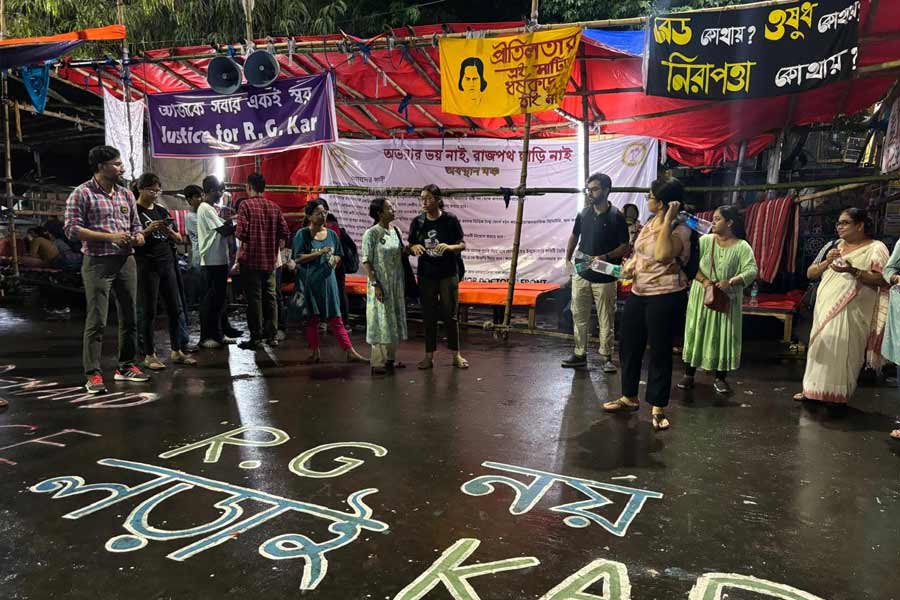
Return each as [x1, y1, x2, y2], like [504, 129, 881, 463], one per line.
[25, 227, 61, 266]
[45, 230, 83, 270]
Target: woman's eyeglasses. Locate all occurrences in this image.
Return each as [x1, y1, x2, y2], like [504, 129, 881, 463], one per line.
[835, 220, 854, 227]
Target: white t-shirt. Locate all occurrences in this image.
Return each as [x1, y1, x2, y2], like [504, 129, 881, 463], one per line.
[184, 211, 200, 268]
[197, 202, 229, 266]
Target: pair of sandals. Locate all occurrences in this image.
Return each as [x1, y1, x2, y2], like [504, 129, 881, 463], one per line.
[305, 349, 369, 364]
[417, 355, 470, 370]
[602, 397, 670, 431]
[143, 353, 197, 370]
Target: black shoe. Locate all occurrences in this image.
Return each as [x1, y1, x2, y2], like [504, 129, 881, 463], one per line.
[561, 353, 587, 368]
[238, 339, 263, 350]
[713, 379, 731, 394]
[224, 327, 243, 338]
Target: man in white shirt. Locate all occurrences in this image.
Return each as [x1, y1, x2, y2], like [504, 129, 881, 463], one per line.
[197, 175, 242, 348]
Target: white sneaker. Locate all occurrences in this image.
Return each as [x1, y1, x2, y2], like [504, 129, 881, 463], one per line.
[223, 337, 238, 344]
[200, 339, 222, 349]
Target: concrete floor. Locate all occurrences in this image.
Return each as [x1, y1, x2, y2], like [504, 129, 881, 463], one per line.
[1, 302, 899, 600]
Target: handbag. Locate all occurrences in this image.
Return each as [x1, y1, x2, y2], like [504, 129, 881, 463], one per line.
[801, 239, 837, 310]
[395, 226, 419, 299]
[703, 240, 731, 313]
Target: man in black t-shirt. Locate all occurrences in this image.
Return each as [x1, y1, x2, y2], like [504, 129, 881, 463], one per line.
[562, 172, 629, 372]
[409, 184, 468, 370]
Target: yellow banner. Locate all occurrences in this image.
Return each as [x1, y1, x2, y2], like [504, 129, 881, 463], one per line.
[439, 27, 582, 118]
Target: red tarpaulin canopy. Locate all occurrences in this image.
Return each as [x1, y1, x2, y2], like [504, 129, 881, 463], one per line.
[56, 2, 900, 173]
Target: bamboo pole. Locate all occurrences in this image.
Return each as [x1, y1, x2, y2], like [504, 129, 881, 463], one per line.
[579, 48, 591, 209]
[0, 0, 18, 279]
[731, 140, 747, 205]
[3, 100, 104, 129]
[249, 172, 900, 197]
[794, 181, 869, 203]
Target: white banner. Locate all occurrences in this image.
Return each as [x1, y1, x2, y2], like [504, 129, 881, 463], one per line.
[103, 92, 145, 181]
[321, 136, 656, 284]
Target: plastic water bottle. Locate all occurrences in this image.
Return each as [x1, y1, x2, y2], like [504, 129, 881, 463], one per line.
[573, 250, 621, 278]
[748, 282, 759, 307]
[680, 212, 713, 235]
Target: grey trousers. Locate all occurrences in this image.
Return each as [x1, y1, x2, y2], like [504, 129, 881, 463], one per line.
[81, 254, 138, 376]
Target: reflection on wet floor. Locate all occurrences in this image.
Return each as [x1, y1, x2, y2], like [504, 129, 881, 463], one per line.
[1, 304, 899, 600]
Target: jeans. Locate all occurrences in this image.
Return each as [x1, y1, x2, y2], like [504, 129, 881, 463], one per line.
[200, 265, 228, 343]
[136, 257, 188, 356]
[619, 290, 685, 408]
[418, 275, 460, 353]
[243, 268, 277, 341]
[81, 254, 138, 376]
[570, 274, 617, 357]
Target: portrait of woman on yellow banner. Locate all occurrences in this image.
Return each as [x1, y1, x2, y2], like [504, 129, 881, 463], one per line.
[439, 27, 582, 118]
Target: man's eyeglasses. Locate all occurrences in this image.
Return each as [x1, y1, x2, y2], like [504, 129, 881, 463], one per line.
[584, 187, 603, 195]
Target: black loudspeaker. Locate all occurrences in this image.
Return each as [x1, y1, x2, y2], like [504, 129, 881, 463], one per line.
[244, 50, 280, 88]
[207, 56, 243, 95]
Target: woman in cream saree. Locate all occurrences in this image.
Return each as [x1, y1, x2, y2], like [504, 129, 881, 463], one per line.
[796, 209, 889, 404]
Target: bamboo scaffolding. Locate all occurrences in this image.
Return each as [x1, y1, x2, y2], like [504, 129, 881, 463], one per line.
[0, 6, 17, 278]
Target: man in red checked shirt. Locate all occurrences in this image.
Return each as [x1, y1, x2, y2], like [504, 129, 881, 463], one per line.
[235, 172, 291, 350]
[64, 146, 150, 394]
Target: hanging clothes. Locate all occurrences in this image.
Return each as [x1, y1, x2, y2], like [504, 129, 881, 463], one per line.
[103, 92, 145, 181]
[744, 196, 798, 283]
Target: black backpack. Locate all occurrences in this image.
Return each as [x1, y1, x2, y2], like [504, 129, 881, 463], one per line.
[338, 228, 359, 274]
[677, 228, 701, 281]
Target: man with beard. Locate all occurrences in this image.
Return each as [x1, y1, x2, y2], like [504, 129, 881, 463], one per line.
[64, 145, 150, 394]
[562, 172, 629, 372]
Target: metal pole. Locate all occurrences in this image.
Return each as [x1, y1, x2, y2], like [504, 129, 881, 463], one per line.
[579, 49, 591, 209]
[731, 140, 747, 205]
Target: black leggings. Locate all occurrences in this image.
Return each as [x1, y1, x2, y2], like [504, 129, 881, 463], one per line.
[684, 364, 727, 380]
[619, 290, 685, 408]
[137, 258, 188, 355]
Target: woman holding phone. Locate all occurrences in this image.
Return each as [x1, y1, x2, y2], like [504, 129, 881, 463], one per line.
[134, 173, 196, 369]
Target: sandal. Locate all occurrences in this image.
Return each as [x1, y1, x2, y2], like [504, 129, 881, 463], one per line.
[651, 412, 670, 431]
[346, 349, 369, 363]
[142, 355, 166, 371]
[676, 376, 695, 390]
[453, 355, 470, 369]
[0, 398, 7, 410]
[890, 429, 900, 440]
[304, 352, 321, 364]
[793, 392, 807, 402]
[602, 397, 640, 413]
[171, 351, 197, 366]
[371, 366, 388, 376]
[417, 358, 434, 370]
[391, 360, 407, 369]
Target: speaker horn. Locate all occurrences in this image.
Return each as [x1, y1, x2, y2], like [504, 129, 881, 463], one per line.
[206, 56, 243, 95]
[244, 49, 280, 88]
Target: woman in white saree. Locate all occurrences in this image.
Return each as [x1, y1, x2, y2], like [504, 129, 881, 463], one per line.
[795, 208, 889, 405]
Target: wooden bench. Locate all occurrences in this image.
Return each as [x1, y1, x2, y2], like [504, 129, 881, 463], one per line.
[741, 290, 805, 343]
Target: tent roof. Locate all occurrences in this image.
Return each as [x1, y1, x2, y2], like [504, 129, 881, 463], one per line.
[55, 3, 900, 168]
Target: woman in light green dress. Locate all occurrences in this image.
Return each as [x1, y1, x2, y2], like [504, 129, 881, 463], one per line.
[881, 238, 900, 440]
[362, 198, 408, 375]
[678, 205, 758, 395]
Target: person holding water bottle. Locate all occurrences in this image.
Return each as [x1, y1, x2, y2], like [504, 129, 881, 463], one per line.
[562, 172, 629, 372]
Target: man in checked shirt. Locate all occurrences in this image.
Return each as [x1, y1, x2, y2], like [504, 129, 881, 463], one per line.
[235, 172, 291, 350]
[64, 145, 151, 394]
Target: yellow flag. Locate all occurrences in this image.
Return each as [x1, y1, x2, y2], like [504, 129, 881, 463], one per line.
[439, 27, 582, 118]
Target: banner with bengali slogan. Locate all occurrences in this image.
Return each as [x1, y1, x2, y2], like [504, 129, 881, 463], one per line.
[644, 0, 860, 100]
[320, 136, 656, 284]
[883, 97, 900, 175]
[439, 27, 582, 118]
[148, 73, 338, 158]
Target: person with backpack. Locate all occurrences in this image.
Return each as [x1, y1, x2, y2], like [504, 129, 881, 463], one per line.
[409, 184, 468, 370]
[562, 172, 629, 372]
[677, 205, 757, 395]
[603, 176, 692, 431]
[293, 199, 368, 364]
[362, 197, 408, 375]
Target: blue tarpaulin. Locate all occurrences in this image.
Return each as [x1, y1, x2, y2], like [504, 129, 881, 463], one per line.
[582, 29, 645, 57]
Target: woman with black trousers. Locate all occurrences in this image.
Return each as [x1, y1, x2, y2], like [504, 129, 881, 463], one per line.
[603, 176, 691, 431]
[134, 174, 196, 369]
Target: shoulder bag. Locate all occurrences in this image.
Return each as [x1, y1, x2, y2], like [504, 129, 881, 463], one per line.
[703, 239, 731, 313]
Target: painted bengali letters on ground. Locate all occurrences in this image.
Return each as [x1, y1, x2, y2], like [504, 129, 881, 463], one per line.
[29, 459, 389, 590]
[460, 461, 663, 536]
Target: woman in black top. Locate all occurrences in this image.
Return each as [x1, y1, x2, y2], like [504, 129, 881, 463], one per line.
[408, 184, 468, 370]
[134, 173, 196, 369]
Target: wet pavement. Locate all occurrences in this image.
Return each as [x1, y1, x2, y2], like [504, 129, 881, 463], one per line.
[1, 303, 899, 600]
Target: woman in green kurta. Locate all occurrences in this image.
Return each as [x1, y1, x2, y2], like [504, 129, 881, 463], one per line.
[678, 205, 758, 395]
[880, 238, 900, 440]
[362, 198, 408, 375]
